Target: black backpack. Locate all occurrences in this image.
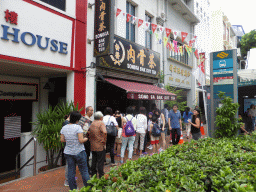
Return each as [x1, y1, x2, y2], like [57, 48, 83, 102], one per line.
[151, 123, 161, 137]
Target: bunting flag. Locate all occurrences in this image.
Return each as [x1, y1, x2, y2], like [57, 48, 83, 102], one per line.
[173, 31, 178, 40]
[170, 42, 175, 52]
[191, 36, 197, 41]
[181, 32, 188, 42]
[126, 14, 132, 22]
[138, 19, 143, 28]
[159, 38, 162, 44]
[165, 28, 172, 38]
[145, 22, 150, 30]
[184, 45, 191, 57]
[179, 46, 183, 56]
[173, 40, 178, 53]
[151, 24, 157, 33]
[166, 42, 171, 50]
[116, 8, 122, 17]
[158, 26, 164, 33]
[122, 12, 126, 17]
[131, 16, 137, 24]
[155, 33, 159, 41]
[194, 49, 199, 59]
[163, 37, 168, 47]
[189, 40, 193, 47]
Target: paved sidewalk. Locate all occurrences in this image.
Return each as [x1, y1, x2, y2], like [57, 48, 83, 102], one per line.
[0, 126, 207, 192]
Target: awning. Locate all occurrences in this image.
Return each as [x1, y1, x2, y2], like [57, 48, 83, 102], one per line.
[105, 78, 176, 100]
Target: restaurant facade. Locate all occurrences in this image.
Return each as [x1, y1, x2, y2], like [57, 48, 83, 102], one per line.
[0, 0, 87, 179]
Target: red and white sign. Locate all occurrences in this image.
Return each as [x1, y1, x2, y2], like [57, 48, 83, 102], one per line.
[213, 76, 233, 83]
[207, 93, 210, 99]
[127, 93, 176, 100]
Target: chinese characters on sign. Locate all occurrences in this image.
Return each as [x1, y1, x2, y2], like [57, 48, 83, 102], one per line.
[169, 64, 191, 86]
[4, 10, 18, 25]
[94, 0, 114, 57]
[99, 35, 160, 77]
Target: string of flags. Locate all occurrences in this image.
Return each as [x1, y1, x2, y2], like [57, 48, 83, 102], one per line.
[115, 7, 200, 59]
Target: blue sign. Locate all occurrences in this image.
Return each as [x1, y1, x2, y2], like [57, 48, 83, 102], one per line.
[213, 84, 234, 99]
[1, 25, 68, 54]
[213, 58, 234, 70]
[213, 50, 233, 60]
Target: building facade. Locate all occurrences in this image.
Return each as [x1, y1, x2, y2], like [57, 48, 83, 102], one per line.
[0, 0, 87, 178]
[86, 0, 199, 114]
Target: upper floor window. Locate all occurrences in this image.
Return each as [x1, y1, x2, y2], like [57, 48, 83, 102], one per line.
[126, 2, 136, 42]
[227, 28, 230, 42]
[170, 39, 188, 65]
[40, 0, 66, 11]
[196, 2, 199, 8]
[145, 14, 152, 49]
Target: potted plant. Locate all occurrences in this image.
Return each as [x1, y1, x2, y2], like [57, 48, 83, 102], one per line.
[31, 101, 83, 171]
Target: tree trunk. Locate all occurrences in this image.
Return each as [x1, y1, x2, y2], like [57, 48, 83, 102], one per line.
[54, 149, 62, 167]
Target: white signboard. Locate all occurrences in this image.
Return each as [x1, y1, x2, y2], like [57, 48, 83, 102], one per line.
[167, 63, 192, 89]
[0, 82, 38, 100]
[0, 0, 73, 67]
[4, 116, 21, 139]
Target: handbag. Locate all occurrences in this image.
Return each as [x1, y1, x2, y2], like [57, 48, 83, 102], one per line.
[106, 117, 117, 137]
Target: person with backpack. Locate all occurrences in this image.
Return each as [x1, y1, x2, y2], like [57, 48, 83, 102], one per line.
[134, 107, 147, 157]
[146, 112, 153, 150]
[183, 107, 193, 139]
[149, 116, 161, 155]
[153, 108, 166, 152]
[168, 104, 182, 145]
[120, 106, 137, 164]
[103, 107, 118, 166]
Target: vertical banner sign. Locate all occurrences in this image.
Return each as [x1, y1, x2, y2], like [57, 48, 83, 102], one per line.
[94, 0, 115, 57]
[210, 49, 237, 137]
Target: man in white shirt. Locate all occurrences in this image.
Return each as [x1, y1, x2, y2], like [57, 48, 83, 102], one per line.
[103, 107, 118, 166]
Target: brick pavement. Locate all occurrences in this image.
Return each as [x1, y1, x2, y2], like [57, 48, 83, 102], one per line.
[0, 126, 207, 192]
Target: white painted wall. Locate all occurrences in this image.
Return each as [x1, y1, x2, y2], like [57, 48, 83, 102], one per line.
[211, 8, 223, 52]
[0, 0, 73, 67]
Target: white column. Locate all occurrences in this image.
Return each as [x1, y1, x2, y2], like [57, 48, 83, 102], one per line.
[66, 71, 75, 103]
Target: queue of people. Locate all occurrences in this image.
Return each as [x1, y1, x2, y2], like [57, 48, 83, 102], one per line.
[60, 104, 203, 190]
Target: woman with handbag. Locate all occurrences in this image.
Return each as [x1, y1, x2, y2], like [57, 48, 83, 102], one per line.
[103, 107, 118, 166]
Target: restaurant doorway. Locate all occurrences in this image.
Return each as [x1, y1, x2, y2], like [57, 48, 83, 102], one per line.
[0, 100, 32, 180]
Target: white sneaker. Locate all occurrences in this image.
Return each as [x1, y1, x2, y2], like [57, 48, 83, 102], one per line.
[147, 145, 152, 149]
[64, 180, 69, 187]
[148, 146, 153, 150]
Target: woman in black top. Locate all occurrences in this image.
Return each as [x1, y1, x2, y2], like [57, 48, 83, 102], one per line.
[114, 110, 122, 156]
[188, 109, 201, 140]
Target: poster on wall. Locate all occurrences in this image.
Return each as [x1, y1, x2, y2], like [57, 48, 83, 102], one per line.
[94, 0, 115, 57]
[97, 35, 160, 78]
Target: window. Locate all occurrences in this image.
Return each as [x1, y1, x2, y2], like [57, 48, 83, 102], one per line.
[126, 2, 136, 42]
[40, 0, 66, 11]
[170, 39, 188, 65]
[200, 7, 202, 13]
[204, 12, 206, 17]
[145, 14, 152, 49]
[183, 0, 189, 5]
[196, 2, 199, 8]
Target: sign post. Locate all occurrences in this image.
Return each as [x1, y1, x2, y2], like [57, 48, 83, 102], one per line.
[94, 0, 115, 57]
[210, 49, 238, 137]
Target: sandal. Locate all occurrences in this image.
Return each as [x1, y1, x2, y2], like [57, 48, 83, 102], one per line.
[111, 163, 117, 166]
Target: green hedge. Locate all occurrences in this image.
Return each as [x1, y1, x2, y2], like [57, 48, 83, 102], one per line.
[71, 133, 256, 192]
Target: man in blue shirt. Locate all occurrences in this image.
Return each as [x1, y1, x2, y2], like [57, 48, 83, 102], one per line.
[168, 104, 182, 145]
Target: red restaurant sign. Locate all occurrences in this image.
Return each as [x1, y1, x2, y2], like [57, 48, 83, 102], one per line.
[127, 93, 176, 100]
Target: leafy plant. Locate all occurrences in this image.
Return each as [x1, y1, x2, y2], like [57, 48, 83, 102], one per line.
[74, 132, 256, 191]
[31, 101, 83, 169]
[214, 91, 241, 138]
[164, 85, 187, 112]
[240, 30, 256, 59]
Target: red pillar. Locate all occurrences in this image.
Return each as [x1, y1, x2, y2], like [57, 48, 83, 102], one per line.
[74, 0, 87, 115]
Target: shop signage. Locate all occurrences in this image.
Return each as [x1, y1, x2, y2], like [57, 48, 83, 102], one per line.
[213, 50, 233, 71]
[1, 24, 68, 54]
[168, 64, 192, 89]
[98, 35, 160, 77]
[94, 0, 114, 57]
[0, 81, 38, 101]
[0, 3, 72, 67]
[127, 93, 175, 100]
[213, 75, 233, 85]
